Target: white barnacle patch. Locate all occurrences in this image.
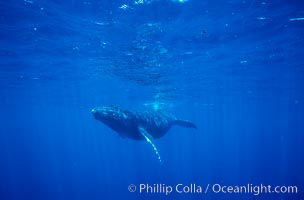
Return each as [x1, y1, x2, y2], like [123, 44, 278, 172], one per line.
[134, 0, 144, 4]
[122, 113, 128, 119]
[24, 0, 34, 4]
[289, 17, 304, 21]
[257, 17, 266, 20]
[172, 0, 188, 3]
[119, 4, 133, 10]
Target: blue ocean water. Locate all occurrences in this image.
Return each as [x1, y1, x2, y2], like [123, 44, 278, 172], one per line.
[0, 0, 304, 199]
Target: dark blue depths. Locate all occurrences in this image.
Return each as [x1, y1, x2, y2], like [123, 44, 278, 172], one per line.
[0, 0, 304, 199]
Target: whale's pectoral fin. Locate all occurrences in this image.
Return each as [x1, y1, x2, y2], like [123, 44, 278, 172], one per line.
[173, 120, 198, 130]
[138, 127, 162, 163]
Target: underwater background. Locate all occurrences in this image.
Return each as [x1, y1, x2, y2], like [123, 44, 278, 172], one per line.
[0, 0, 304, 199]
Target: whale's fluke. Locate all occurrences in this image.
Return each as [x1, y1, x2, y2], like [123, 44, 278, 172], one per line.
[173, 120, 198, 130]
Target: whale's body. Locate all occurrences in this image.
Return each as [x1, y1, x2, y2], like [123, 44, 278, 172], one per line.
[92, 105, 197, 162]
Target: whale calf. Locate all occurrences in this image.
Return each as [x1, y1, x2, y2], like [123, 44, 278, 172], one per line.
[92, 105, 197, 162]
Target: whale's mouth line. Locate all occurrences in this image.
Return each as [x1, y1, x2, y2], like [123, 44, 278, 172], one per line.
[92, 107, 113, 122]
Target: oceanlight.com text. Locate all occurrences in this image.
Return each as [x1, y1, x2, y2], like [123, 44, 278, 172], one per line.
[211, 183, 298, 195]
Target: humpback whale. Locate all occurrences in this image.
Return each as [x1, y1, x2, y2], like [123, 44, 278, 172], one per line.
[92, 105, 197, 162]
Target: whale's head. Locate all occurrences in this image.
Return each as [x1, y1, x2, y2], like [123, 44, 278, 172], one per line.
[92, 105, 123, 121]
[92, 105, 133, 133]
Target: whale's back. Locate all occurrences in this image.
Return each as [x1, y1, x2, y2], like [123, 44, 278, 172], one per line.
[135, 110, 176, 139]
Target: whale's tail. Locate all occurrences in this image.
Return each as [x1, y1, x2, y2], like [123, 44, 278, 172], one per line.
[173, 120, 198, 130]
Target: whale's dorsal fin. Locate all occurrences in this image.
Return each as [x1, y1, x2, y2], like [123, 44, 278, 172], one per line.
[138, 127, 162, 163]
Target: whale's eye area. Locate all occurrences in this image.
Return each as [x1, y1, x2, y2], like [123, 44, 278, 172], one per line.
[91, 106, 125, 121]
